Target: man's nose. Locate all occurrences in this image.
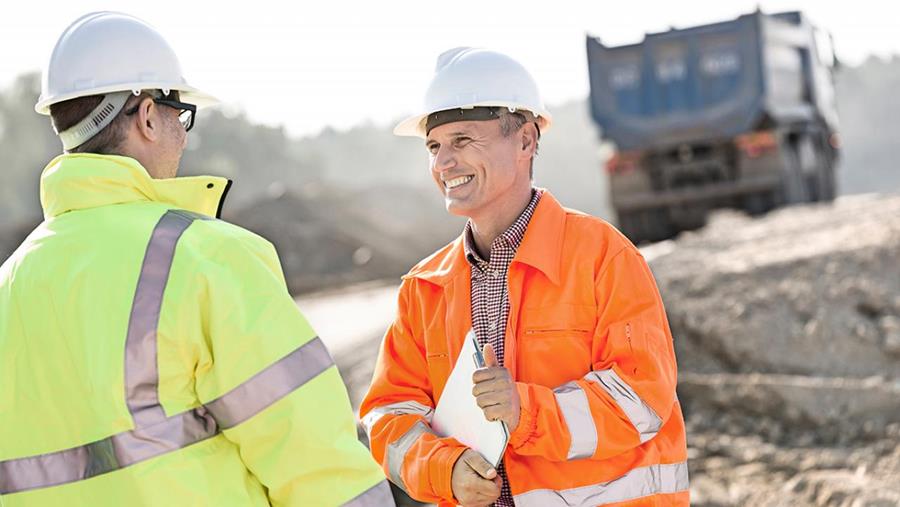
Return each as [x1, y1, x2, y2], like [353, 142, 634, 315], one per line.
[432, 145, 456, 174]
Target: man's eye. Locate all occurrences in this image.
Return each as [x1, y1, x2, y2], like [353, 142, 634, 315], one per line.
[454, 137, 471, 145]
[427, 143, 439, 154]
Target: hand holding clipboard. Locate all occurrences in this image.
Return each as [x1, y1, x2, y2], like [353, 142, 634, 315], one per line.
[473, 342, 521, 443]
[431, 331, 510, 467]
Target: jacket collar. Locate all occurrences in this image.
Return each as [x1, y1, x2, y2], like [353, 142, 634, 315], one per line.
[405, 189, 565, 286]
[40, 153, 231, 219]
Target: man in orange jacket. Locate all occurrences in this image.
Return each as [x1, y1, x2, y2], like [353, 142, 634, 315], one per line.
[360, 47, 689, 507]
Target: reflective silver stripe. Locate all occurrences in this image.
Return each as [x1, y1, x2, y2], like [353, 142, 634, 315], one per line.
[386, 421, 433, 492]
[342, 480, 395, 507]
[125, 209, 209, 426]
[553, 381, 597, 460]
[206, 337, 334, 429]
[585, 369, 662, 444]
[361, 400, 434, 440]
[513, 461, 689, 507]
[0, 337, 332, 494]
[0, 409, 218, 494]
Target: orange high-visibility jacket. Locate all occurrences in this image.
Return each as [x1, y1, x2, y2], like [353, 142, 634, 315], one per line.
[360, 191, 689, 506]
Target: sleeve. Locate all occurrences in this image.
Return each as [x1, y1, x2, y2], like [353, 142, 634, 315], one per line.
[359, 279, 468, 505]
[507, 246, 679, 462]
[192, 233, 393, 507]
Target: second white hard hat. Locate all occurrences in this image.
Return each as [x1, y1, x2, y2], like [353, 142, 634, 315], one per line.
[35, 11, 218, 115]
[394, 47, 552, 138]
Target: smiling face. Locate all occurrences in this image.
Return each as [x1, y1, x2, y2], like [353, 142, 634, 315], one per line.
[425, 119, 533, 221]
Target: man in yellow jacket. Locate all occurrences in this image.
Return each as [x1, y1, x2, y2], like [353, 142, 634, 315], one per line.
[0, 12, 391, 506]
[361, 48, 689, 506]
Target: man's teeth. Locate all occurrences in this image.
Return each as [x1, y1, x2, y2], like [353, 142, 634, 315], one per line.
[445, 176, 473, 189]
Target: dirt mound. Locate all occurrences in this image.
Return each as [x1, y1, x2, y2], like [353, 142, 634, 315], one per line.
[649, 193, 900, 506]
[227, 184, 459, 294]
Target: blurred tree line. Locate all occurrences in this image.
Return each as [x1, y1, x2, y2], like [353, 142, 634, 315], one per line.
[2, 56, 899, 281]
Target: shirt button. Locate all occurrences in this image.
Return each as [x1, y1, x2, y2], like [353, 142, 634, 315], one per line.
[491, 270, 500, 278]
[489, 321, 497, 331]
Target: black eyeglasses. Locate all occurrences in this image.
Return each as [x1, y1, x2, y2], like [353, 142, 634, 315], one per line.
[125, 94, 197, 132]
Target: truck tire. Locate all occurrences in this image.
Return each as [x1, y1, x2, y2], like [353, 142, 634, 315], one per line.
[812, 135, 837, 202]
[743, 190, 777, 215]
[782, 135, 809, 204]
[617, 208, 675, 245]
[809, 159, 836, 202]
[820, 158, 836, 201]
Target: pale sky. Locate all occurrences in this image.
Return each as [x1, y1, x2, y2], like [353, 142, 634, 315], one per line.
[1, 0, 897, 137]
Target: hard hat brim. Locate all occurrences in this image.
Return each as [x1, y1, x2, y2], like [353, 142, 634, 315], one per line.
[393, 102, 553, 138]
[35, 82, 220, 115]
[393, 113, 428, 137]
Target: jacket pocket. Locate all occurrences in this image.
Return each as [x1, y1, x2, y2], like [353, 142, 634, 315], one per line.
[516, 304, 596, 387]
[424, 336, 451, 400]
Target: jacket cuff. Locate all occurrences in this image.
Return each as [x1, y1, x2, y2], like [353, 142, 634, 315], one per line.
[509, 382, 537, 449]
[428, 442, 468, 502]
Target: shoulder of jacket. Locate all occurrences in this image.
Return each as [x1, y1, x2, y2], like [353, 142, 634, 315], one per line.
[562, 207, 634, 251]
[402, 235, 463, 283]
[181, 215, 277, 260]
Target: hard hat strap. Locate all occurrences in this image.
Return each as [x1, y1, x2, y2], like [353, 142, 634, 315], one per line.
[57, 91, 131, 150]
[425, 107, 536, 135]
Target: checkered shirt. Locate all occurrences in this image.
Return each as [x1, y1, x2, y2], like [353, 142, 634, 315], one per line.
[463, 188, 542, 507]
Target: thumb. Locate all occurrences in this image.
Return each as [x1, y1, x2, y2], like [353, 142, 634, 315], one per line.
[464, 451, 497, 480]
[483, 343, 499, 368]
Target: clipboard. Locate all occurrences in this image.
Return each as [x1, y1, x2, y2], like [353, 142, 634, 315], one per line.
[431, 330, 510, 467]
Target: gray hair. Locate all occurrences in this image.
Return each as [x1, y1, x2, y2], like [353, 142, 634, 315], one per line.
[498, 111, 540, 178]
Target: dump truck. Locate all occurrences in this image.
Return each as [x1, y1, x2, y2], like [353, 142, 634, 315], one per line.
[586, 10, 841, 243]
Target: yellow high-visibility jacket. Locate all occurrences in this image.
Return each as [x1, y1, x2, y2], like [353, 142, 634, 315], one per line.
[0, 154, 392, 506]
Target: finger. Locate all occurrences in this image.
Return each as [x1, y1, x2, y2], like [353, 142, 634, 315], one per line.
[472, 487, 502, 505]
[464, 451, 497, 479]
[480, 477, 503, 499]
[475, 391, 507, 409]
[464, 494, 496, 507]
[483, 404, 508, 422]
[469, 476, 502, 500]
[483, 343, 499, 367]
[472, 377, 511, 397]
[472, 366, 509, 384]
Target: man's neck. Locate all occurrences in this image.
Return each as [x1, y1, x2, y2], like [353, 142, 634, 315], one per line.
[468, 186, 533, 261]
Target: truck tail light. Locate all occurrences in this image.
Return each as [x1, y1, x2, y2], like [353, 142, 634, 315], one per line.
[735, 131, 777, 159]
[605, 151, 641, 174]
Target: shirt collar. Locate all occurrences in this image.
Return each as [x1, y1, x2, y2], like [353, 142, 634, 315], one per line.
[404, 188, 567, 287]
[463, 188, 543, 268]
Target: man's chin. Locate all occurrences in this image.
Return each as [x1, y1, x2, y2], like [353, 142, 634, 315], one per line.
[444, 197, 475, 218]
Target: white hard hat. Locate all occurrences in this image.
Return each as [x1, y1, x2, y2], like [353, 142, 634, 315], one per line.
[35, 11, 217, 115]
[394, 47, 552, 138]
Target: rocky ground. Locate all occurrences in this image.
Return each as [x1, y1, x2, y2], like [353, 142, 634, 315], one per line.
[650, 193, 900, 506]
[299, 193, 900, 507]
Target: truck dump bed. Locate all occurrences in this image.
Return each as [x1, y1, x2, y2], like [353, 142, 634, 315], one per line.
[587, 11, 833, 150]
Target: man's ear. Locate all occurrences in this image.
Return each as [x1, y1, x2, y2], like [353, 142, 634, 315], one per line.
[520, 122, 538, 157]
[134, 97, 161, 142]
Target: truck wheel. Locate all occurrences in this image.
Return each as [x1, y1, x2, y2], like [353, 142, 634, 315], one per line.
[617, 209, 675, 245]
[782, 137, 809, 204]
[616, 211, 645, 244]
[814, 139, 837, 202]
[670, 204, 708, 232]
[743, 191, 776, 215]
[819, 160, 836, 201]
